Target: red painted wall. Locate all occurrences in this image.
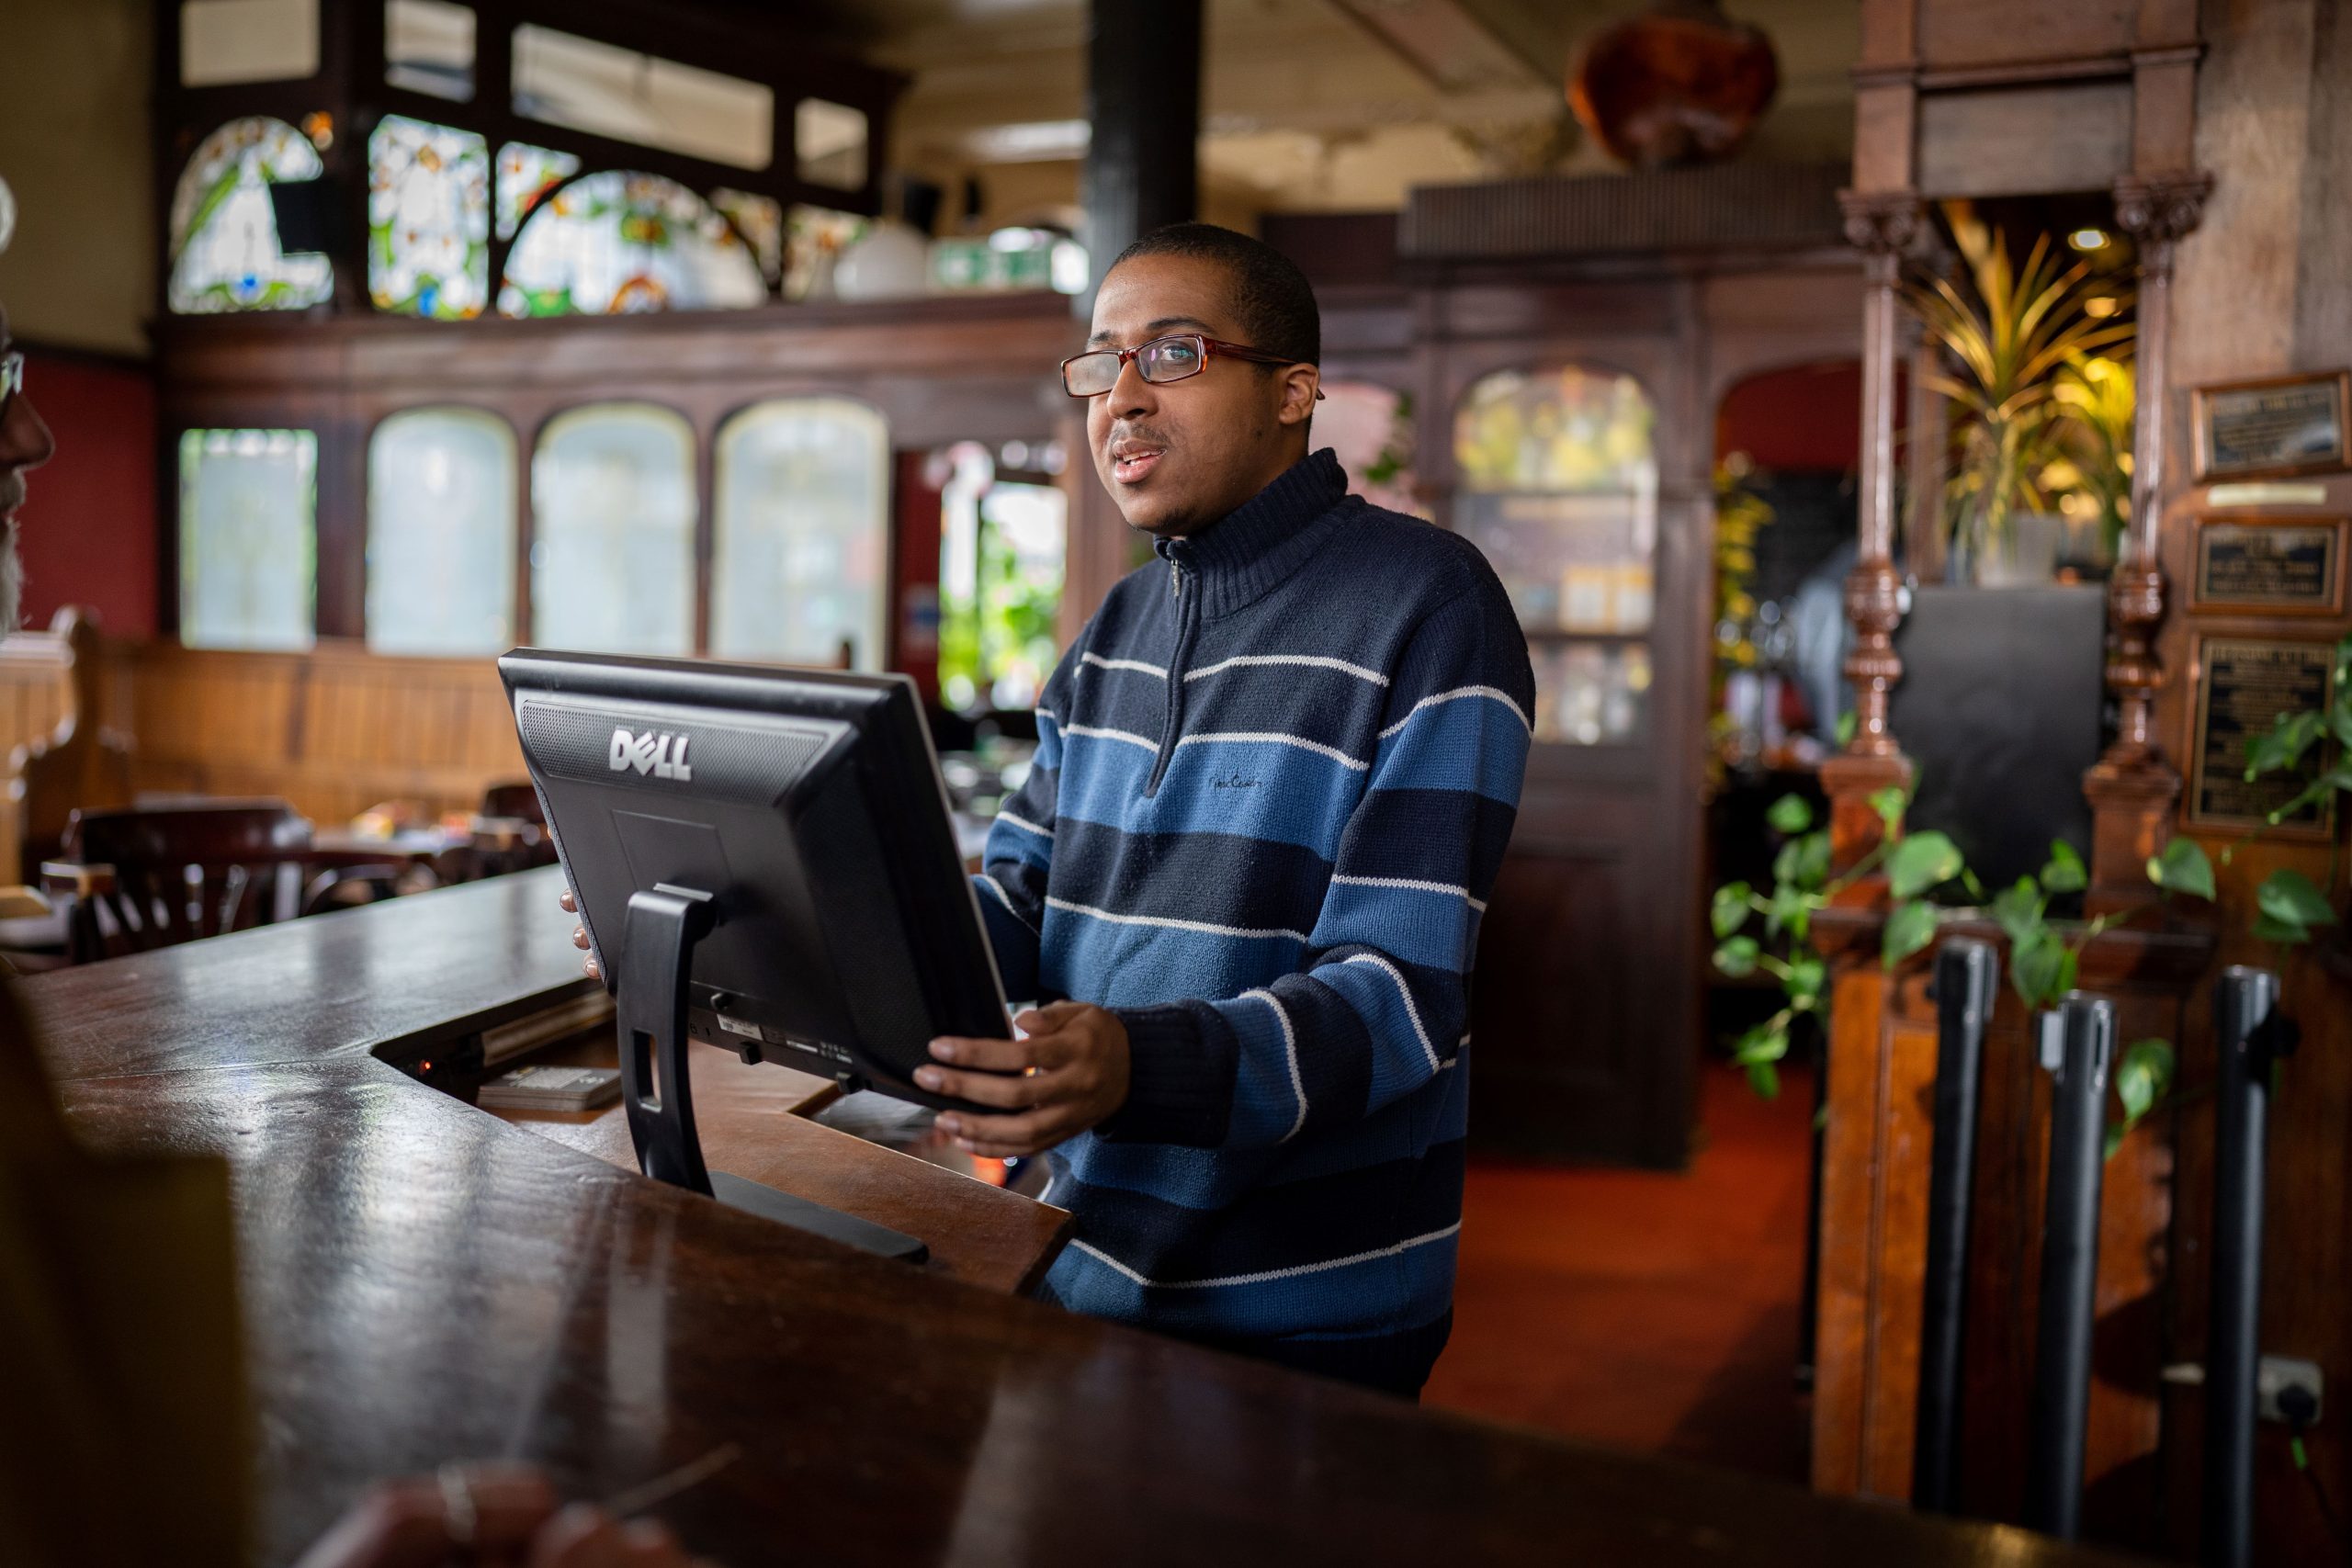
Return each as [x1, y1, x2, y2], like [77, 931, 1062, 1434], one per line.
[16, 349, 158, 638]
[1714, 360, 1866, 472]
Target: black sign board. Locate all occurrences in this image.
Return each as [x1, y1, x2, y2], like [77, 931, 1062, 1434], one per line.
[2194, 372, 2350, 480]
[2191, 518, 2345, 614]
[2189, 637, 2338, 835]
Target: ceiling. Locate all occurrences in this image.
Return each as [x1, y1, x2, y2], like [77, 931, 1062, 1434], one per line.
[773, 0, 1858, 230]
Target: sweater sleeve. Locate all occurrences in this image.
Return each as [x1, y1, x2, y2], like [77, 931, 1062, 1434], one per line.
[970, 640, 1082, 1007]
[1099, 581, 1534, 1147]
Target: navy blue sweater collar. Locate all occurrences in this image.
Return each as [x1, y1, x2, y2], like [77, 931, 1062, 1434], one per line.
[1155, 448, 1350, 618]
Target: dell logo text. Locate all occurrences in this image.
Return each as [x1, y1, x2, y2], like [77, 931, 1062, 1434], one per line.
[608, 728, 695, 782]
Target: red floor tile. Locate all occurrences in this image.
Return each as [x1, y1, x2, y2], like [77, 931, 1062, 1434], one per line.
[1425, 1059, 1815, 1483]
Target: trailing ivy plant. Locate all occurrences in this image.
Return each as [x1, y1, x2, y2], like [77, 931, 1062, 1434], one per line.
[2149, 633, 2351, 949]
[1712, 784, 2178, 1158]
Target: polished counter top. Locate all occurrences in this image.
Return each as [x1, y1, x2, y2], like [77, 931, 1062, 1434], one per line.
[28, 870, 2146, 1566]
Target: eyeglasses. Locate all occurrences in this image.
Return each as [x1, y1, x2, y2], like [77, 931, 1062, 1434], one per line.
[0, 352, 20, 423]
[1061, 333, 1323, 400]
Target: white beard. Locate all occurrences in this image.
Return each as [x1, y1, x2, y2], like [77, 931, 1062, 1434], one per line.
[0, 517, 21, 637]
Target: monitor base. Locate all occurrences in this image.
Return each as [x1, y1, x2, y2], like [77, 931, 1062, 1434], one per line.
[617, 885, 930, 1265]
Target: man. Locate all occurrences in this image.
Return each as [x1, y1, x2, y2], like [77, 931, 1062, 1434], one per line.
[917, 224, 1534, 1396]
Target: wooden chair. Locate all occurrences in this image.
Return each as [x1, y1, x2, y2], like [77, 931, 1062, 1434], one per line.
[41, 802, 401, 963]
[479, 782, 544, 823]
[470, 781, 557, 878]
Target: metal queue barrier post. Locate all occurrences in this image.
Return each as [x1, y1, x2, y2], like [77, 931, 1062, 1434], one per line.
[1913, 937, 2001, 1514]
[2203, 966, 2291, 1568]
[2024, 991, 2115, 1540]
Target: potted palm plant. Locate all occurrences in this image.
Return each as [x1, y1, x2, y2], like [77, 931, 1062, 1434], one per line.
[1905, 210, 2133, 584]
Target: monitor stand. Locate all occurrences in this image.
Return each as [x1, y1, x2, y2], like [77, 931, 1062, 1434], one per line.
[616, 884, 929, 1263]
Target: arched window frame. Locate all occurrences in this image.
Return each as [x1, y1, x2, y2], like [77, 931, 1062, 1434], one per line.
[526, 400, 701, 656]
[1451, 361, 1662, 748]
[708, 395, 893, 670]
[363, 405, 521, 656]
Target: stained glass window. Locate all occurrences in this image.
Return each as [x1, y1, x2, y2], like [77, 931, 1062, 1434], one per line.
[495, 141, 578, 240]
[1317, 380, 1422, 517]
[1453, 367, 1658, 745]
[710, 400, 889, 668]
[500, 172, 765, 317]
[367, 409, 516, 655]
[180, 429, 317, 651]
[530, 404, 696, 654]
[168, 118, 335, 314]
[368, 115, 490, 319]
[711, 188, 785, 288]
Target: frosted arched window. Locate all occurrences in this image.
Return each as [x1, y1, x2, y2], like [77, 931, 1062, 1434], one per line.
[180, 429, 317, 650]
[368, 409, 517, 655]
[168, 118, 334, 314]
[530, 404, 695, 654]
[368, 115, 491, 318]
[1453, 367, 1658, 745]
[710, 400, 889, 668]
[500, 172, 764, 317]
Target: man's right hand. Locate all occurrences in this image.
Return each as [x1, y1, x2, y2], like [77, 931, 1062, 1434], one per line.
[560, 887, 600, 981]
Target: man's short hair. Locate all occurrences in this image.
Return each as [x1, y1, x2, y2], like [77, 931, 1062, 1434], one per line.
[1108, 223, 1320, 367]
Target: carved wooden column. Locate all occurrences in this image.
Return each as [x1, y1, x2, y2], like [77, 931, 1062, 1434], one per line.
[2082, 172, 2211, 910]
[1822, 189, 1922, 874]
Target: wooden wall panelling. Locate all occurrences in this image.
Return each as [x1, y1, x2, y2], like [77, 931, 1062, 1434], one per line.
[110, 642, 526, 828]
[1912, 2, 2142, 72]
[1914, 84, 2135, 200]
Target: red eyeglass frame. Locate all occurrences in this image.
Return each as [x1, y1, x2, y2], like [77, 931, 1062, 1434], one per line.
[1060, 333, 1324, 400]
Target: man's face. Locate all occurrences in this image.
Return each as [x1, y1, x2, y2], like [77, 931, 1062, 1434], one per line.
[1081, 254, 1317, 537]
[0, 304, 54, 634]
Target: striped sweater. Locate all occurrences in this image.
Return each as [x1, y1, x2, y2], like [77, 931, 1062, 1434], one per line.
[974, 447, 1534, 1354]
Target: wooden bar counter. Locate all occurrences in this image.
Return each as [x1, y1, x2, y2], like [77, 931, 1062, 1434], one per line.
[26, 871, 2147, 1566]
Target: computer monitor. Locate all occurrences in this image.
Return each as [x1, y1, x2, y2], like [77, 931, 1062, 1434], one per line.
[499, 649, 1014, 1259]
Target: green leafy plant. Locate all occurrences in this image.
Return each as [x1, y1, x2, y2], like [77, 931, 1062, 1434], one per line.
[1713, 784, 2180, 1156]
[2148, 634, 2351, 947]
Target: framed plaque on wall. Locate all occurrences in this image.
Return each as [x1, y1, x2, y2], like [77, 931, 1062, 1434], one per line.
[2188, 636, 2340, 837]
[2192, 370, 2350, 481]
[2189, 515, 2346, 615]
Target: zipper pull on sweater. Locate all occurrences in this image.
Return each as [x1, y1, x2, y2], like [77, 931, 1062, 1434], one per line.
[1148, 542, 1199, 796]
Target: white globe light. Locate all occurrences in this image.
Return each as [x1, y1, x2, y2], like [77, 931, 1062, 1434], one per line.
[833, 220, 930, 302]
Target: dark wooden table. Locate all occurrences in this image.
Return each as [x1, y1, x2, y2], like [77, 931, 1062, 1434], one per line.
[25, 870, 2148, 1568]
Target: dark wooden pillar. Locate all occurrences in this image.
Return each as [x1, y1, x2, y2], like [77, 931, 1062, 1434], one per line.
[2082, 173, 2211, 910]
[1078, 0, 1202, 303]
[1821, 190, 1922, 874]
